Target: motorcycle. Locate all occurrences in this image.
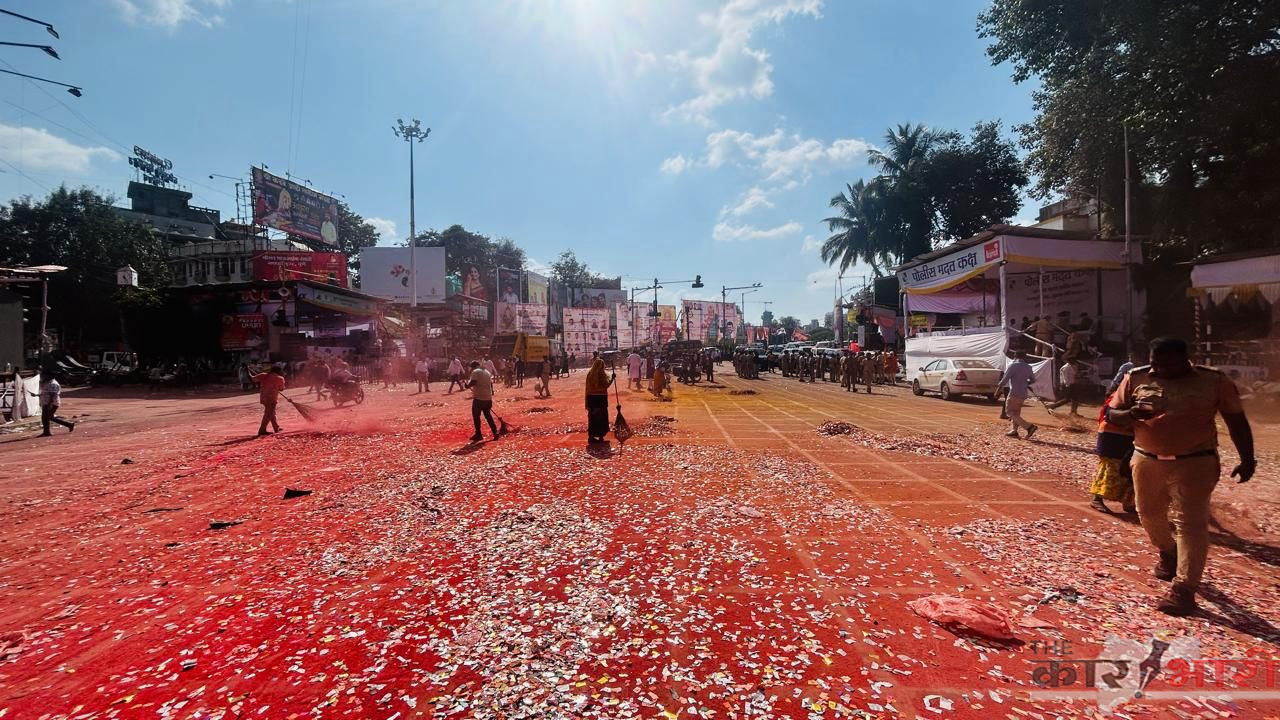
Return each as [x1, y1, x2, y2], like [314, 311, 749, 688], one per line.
[326, 377, 365, 407]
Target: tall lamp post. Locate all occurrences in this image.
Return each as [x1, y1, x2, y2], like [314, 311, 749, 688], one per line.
[721, 283, 761, 348]
[393, 118, 430, 307]
[630, 276, 703, 347]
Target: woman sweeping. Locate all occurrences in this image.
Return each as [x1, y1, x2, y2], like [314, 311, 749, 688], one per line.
[584, 357, 615, 444]
[1090, 394, 1137, 514]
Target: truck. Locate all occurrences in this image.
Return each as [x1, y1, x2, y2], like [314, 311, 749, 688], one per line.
[491, 333, 550, 363]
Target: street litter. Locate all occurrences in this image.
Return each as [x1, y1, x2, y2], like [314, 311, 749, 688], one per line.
[907, 595, 1018, 640]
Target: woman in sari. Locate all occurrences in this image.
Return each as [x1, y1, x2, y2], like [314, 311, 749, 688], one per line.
[1090, 394, 1137, 513]
[651, 362, 669, 398]
[584, 357, 614, 443]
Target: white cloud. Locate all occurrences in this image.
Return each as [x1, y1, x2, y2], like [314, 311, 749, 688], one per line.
[659, 154, 689, 175]
[712, 220, 802, 243]
[721, 186, 775, 217]
[701, 128, 874, 183]
[800, 234, 822, 254]
[0, 124, 121, 174]
[633, 50, 659, 76]
[111, 0, 228, 30]
[805, 265, 840, 289]
[661, 0, 824, 124]
[366, 216, 399, 242]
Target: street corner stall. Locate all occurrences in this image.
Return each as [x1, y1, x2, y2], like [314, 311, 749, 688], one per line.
[1189, 248, 1280, 390]
[896, 225, 1141, 397]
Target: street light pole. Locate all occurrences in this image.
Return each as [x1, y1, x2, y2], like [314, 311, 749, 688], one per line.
[721, 283, 761, 348]
[393, 118, 430, 307]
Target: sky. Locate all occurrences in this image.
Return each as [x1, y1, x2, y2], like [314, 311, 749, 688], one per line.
[0, 0, 1039, 323]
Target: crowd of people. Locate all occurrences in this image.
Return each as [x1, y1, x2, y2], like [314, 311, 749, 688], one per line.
[776, 348, 899, 393]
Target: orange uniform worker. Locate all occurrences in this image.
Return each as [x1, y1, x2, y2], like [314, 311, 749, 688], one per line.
[253, 365, 287, 436]
[1106, 337, 1255, 616]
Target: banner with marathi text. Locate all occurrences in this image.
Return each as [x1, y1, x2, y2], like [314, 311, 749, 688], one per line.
[495, 302, 548, 334]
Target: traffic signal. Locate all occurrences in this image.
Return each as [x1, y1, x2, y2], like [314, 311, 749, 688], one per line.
[691, 275, 704, 288]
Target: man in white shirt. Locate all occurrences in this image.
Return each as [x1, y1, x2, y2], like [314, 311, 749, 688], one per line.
[626, 350, 644, 390]
[1051, 358, 1088, 416]
[38, 374, 75, 436]
[414, 357, 431, 393]
[997, 352, 1037, 439]
[465, 361, 498, 443]
[447, 357, 465, 394]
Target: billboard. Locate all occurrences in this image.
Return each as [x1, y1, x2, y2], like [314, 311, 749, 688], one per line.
[220, 314, 267, 350]
[562, 308, 611, 356]
[460, 264, 491, 302]
[252, 251, 348, 286]
[497, 268, 523, 305]
[251, 167, 340, 245]
[570, 288, 627, 311]
[616, 302, 649, 348]
[357, 247, 447, 304]
[496, 302, 548, 335]
[682, 300, 739, 343]
[526, 272, 549, 305]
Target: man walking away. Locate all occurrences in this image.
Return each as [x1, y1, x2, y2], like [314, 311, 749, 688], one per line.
[515, 357, 526, 388]
[415, 356, 431, 393]
[465, 360, 499, 443]
[38, 374, 75, 436]
[627, 349, 644, 390]
[998, 351, 1038, 439]
[447, 357, 465, 394]
[861, 353, 875, 394]
[1051, 358, 1088, 416]
[252, 365, 286, 436]
[1107, 337, 1255, 616]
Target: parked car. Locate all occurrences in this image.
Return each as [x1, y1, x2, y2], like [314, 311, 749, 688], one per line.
[911, 358, 1003, 401]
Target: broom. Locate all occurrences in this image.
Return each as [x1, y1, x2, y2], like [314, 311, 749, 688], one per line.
[611, 361, 632, 443]
[281, 394, 320, 423]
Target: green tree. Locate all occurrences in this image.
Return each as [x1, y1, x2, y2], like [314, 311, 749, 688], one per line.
[0, 186, 170, 351]
[417, 224, 527, 278]
[822, 122, 1026, 275]
[549, 250, 613, 288]
[978, 0, 1280, 257]
[778, 316, 800, 335]
[760, 309, 775, 327]
[810, 327, 834, 342]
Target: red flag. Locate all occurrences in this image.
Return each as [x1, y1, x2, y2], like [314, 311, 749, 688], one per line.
[792, 329, 809, 341]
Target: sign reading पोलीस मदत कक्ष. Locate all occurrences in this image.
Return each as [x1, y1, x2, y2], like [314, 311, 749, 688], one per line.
[898, 239, 1004, 293]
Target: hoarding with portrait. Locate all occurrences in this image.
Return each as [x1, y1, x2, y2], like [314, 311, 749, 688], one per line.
[357, 247, 447, 304]
[682, 300, 740, 343]
[497, 268, 523, 305]
[526, 272, 549, 305]
[251, 167, 340, 245]
[562, 308, 611, 356]
[495, 302, 549, 334]
[220, 314, 268, 350]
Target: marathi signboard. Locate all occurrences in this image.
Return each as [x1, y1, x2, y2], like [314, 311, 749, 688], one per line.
[358, 247, 446, 304]
[220, 314, 267, 350]
[562, 307, 611, 355]
[1005, 269, 1098, 324]
[898, 239, 1004, 294]
[251, 167, 340, 245]
[294, 283, 379, 316]
[252, 251, 348, 286]
[495, 302, 548, 334]
[129, 146, 177, 187]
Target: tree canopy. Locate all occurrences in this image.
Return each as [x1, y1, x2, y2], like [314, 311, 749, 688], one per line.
[549, 250, 617, 289]
[822, 122, 1026, 275]
[979, 0, 1280, 258]
[417, 224, 527, 278]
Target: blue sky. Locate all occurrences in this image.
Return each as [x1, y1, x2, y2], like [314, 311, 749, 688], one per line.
[0, 0, 1037, 323]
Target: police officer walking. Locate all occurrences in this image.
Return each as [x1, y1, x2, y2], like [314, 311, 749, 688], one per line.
[1107, 337, 1256, 616]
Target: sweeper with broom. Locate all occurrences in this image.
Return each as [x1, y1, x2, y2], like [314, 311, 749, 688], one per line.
[252, 365, 287, 436]
[584, 355, 615, 445]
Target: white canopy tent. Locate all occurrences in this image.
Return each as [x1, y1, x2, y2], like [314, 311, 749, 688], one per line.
[896, 225, 1141, 389]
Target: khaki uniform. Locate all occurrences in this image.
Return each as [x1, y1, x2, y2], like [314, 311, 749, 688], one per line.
[1110, 365, 1243, 591]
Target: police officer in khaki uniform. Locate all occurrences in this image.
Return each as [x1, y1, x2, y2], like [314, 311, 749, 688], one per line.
[1107, 337, 1255, 616]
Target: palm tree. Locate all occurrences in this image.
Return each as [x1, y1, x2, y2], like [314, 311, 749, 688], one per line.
[822, 179, 894, 274]
[868, 123, 938, 263]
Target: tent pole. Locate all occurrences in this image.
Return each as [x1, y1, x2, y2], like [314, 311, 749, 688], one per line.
[998, 262, 1008, 336]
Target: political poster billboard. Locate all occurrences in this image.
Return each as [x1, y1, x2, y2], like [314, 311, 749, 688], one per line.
[562, 308, 611, 355]
[526, 272, 549, 305]
[252, 251, 348, 286]
[495, 302, 548, 335]
[497, 268, 523, 305]
[357, 247, 446, 304]
[570, 288, 627, 311]
[251, 167, 340, 245]
[683, 300, 740, 343]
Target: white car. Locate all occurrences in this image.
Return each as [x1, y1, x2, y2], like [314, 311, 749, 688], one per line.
[911, 358, 1003, 401]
